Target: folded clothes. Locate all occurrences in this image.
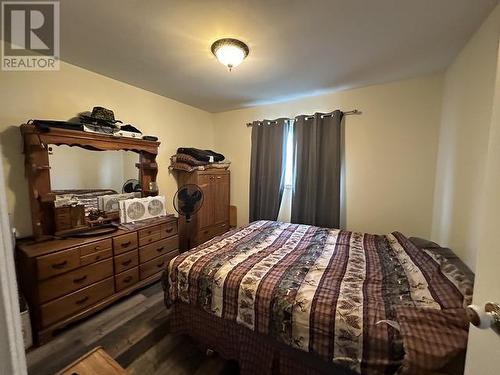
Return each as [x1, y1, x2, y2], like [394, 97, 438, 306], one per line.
[169, 161, 204, 173]
[173, 153, 208, 166]
[206, 161, 231, 169]
[177, 147, 225, 162]
[169, 162, 230, 172]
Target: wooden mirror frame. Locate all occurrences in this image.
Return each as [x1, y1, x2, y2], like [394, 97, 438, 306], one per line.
[20, 124, 160, 240]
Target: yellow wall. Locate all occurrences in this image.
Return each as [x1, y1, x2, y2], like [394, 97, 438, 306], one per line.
[431, 5, 500, 271]
[213, 75, 443, 238]
[0, 61, 214, 237]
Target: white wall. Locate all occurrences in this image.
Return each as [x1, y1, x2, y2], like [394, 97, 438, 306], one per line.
[431, 5, 500, 271]
[464, 38, 500, 375]
[0, 61, 214, 237]
[213, 75, 443, 238]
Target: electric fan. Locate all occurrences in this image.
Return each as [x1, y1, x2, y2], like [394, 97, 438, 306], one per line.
[173, 184, 204, 222]
[122, 179, 141, 193]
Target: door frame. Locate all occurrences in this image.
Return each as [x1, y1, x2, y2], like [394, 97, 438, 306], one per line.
[0, 146, 27, 375]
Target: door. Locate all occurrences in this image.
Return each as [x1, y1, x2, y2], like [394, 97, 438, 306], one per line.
[464, 44, 500, 375]
[214, 173, 229, 225]
[0, 149, 27, 374]
[197, 174, 213, 229]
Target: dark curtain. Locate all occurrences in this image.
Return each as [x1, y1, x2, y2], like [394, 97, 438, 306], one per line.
[249, 119, 290, 222]
[291, 110, 343, 228]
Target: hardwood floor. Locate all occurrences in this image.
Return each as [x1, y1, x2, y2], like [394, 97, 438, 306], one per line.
[26, 281, 239, 375]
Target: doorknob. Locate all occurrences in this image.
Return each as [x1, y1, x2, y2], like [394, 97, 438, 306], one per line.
[467, 302, 500, 334]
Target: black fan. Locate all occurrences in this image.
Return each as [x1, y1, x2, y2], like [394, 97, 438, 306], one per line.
[122, 179, 141, 193]
[173, 184, 204, 222]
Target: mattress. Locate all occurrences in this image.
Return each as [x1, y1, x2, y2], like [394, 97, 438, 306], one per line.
[165, 221, 473, 374]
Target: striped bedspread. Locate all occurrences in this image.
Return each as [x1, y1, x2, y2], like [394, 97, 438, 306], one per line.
[166, 221, 473, 374]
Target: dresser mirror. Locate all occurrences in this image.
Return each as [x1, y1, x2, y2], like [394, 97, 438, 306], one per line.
[47, 146, 141, 234]
[49, 145, 138, 193]
[21, 123, 160, 239]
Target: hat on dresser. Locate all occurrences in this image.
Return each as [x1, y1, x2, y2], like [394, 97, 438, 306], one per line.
[80, 106, 122, 127]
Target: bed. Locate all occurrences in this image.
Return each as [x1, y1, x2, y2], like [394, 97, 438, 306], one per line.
[163, 220, 473, 375]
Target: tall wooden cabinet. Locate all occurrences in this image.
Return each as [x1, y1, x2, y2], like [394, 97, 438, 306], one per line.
[176, 169, 230, 250]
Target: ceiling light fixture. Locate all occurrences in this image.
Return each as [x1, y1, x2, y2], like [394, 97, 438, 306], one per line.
[211, 38, 249, 71]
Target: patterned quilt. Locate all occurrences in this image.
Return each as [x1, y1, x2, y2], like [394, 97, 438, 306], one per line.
[166, 221, 473, 374]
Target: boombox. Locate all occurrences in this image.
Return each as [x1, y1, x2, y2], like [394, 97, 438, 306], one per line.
[119, 196, 166, 223]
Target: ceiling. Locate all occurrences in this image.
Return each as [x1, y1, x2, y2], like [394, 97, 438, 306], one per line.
[60, 0, 499, 112]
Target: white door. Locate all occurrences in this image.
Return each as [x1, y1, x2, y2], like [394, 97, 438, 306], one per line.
[464, 43, 500, 374]
[0, 145, 27, 375]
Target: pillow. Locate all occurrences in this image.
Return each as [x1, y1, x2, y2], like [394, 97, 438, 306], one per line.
[408, 237, 441, 249]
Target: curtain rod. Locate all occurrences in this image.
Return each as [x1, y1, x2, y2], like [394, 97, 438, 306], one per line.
[246, 109, 361, 127]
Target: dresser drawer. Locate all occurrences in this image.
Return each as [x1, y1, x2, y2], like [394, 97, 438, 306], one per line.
[114, 249, 138, 273]
[139, 253, 176, 280]
[38, 259, 113, 303]
[138, 231, 163, 246]
[113, 232, 138, 255]
[160, 221, 178, 239]
[40, 277, 114, 327]
[138, 225, 162, 239]
[79, 239, 112, 257]
[37, 248, 81, 280]
[80, 248, 112, 266]
[115, 267, 139, 292]
[139, 236, 179, 263]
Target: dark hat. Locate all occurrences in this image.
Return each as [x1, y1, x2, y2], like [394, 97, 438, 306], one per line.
[80, 107, 122, 126]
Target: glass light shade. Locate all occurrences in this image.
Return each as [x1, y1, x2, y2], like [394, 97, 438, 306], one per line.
[211, 38, 249, 71]
[214, 45, 245, 68]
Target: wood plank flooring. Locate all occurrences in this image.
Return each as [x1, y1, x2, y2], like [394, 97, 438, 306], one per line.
[26, 281, 239, 375]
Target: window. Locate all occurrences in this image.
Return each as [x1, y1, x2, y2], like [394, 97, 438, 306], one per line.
[277, 121, 294, 222]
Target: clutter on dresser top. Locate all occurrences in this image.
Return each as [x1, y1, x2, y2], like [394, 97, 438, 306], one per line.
[53, 190, 167, 236]
[29, 106, 157, 140]
[169, 147, 231, 172]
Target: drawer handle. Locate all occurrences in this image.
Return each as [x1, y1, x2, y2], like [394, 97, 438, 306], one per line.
[94, 245, 101, 251]
[121, 259, 132, 266]
[203, 230, 209, 234]
[51, 260, 68, 269]
[95, 255, 101, 260]
[123, 276, 133, 283]
[156, 246, 165, 253]
[156, 261, 165, 268]
[216, 176, 222, 179]
[165, 228, 173, 233]
[73, 275, 87, 283]
[75, 296, 89, 305]
[121, 241, 132, 247]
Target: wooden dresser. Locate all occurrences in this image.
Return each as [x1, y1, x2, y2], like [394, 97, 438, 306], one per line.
[176, 169, 230, 250]
[17, 215, 179, 345]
